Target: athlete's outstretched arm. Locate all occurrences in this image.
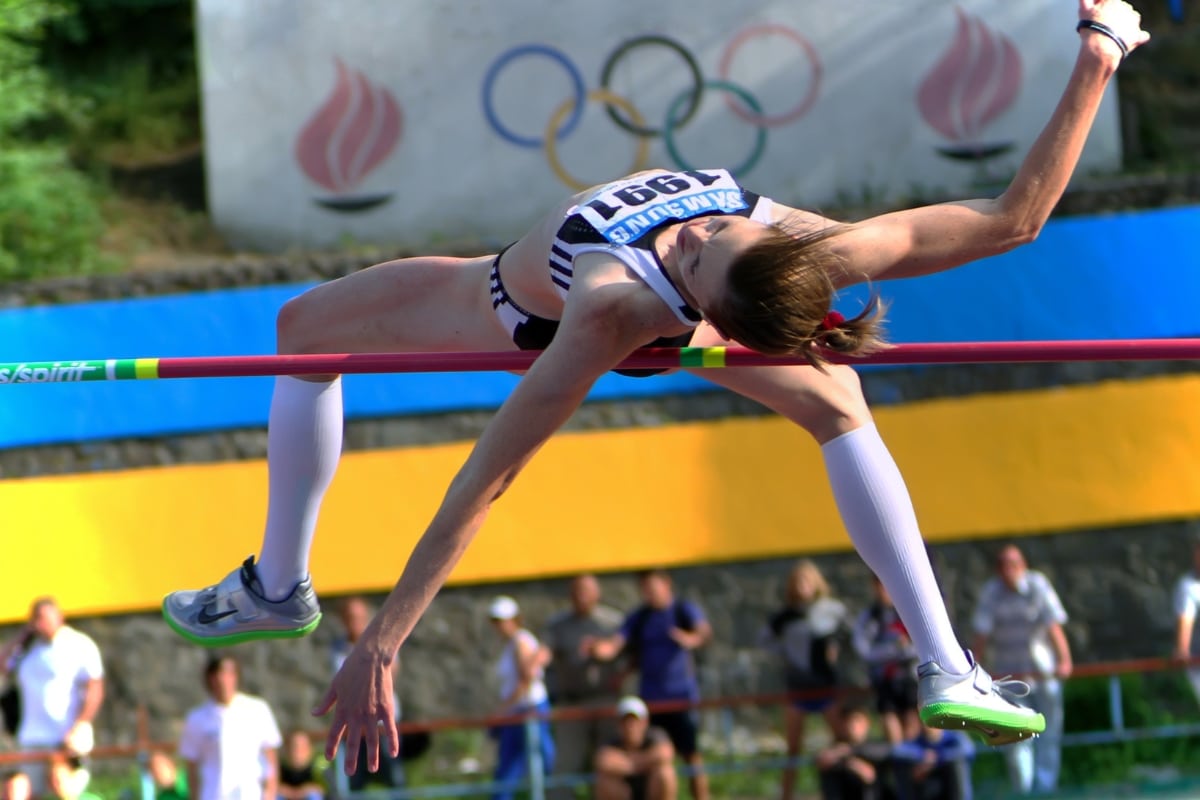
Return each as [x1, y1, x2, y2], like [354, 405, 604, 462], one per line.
[822, 0, 1148, 286]
[313, 268, 665, 773]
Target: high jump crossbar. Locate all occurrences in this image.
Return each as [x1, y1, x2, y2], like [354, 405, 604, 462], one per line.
[1, 338, 1197, 384]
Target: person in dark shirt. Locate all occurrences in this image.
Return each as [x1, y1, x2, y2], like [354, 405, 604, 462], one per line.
[852, 573, 920, 744]
[278, 729, 324, 800]
[761, 560, 848, 800]
[588, 570, 711, 800]
[815, 705, 892, 800]
[891, 724, 975, 800]
[593, 696, 676, 800]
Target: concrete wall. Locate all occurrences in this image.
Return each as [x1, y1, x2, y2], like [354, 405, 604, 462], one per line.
[3, 518, 1194, 750]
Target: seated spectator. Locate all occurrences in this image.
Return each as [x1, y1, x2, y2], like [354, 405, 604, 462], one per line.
[891, 725, 975, 800]
[761, 560, 848, 800]
[593, 697, 676, 800]
[1, 772, 32, 800]
[47, 750, 93, 800]
[853, 574, 920, 744]
[278, 729, 325, 800]
[147, 751, 188, 800]
[815, 705, 891, 800]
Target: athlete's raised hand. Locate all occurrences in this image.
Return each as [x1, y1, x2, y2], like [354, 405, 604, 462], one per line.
[1079, 0, 1151, 60]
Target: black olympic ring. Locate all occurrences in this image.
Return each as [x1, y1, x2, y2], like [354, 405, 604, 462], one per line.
[598, 35, 704, 138]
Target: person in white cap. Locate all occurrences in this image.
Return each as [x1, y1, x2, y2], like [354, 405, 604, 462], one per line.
[487, 596, 555, 800]
[593, 696, 676, 800]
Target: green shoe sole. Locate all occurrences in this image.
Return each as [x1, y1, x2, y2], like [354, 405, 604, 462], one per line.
[161, 602, 322, 647]
[921, 702, 1046, 746]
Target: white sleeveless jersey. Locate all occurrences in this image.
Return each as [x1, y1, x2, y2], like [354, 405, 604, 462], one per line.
[549, 169, 775, 326]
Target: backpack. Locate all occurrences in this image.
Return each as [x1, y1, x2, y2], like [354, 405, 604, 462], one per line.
[624, 600, 704, 669]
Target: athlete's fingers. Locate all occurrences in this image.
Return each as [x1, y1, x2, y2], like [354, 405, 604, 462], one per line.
[343, 722, 364, 776]
[364, 720, 381, 774]
[312, 686, 337, 718]
[383, 715, 400, 759]
[324, 716, 347, 764]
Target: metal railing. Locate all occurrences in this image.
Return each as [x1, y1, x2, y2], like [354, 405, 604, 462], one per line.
[3, 654, 1199, 800]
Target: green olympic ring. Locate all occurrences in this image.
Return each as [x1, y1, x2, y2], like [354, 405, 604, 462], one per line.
[662, 79, 768, 178]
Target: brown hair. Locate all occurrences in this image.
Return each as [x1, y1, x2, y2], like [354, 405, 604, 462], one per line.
[706, 225, 887, 366]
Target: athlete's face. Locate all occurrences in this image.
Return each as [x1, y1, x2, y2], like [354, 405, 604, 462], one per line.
[674, 215, 771, 323]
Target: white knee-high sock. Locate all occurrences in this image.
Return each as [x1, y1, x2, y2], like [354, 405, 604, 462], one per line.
[256, 376, 344, 600]
[822, 423, 971, 674]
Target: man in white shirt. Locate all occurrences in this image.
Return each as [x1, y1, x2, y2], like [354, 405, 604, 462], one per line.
[0, 597, 104, 797]
[972, 546, 1072, 796]
[1172, 534, 1200, 704]
[179, 654, 282, 800]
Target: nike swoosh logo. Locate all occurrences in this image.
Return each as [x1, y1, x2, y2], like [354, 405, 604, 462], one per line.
[197, 607, 238, 625]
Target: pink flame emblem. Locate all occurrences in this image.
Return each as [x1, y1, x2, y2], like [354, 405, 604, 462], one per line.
[295, 59, 402, 197]
[918, 8, 1022, 156]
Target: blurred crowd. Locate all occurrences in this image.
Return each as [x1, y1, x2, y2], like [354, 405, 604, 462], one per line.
[7, 535, 1200, 800]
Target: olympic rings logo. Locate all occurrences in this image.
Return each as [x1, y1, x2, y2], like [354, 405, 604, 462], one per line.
[481, 25, 822, 190]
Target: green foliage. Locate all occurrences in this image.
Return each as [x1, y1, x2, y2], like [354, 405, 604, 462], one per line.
[40, 0, 201, 162]
[0, 0, 105, 279]
[0, 146, 106, 279]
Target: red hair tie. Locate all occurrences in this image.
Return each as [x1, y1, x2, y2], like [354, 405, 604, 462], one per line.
[820, 311, 845, 331]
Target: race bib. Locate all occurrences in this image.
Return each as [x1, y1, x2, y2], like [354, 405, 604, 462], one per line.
[577, 169, 747, 245]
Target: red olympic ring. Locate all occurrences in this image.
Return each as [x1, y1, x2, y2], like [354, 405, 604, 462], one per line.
[717, 23, 822, 128]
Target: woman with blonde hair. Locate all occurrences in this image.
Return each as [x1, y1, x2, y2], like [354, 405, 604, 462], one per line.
[761, 560, 849, 800]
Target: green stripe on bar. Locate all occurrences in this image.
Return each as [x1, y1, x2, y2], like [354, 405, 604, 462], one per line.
[113, 359, 139, 380]
[678, 347, 727, 368]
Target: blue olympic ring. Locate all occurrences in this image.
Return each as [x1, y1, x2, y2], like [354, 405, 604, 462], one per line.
[481, 44, 587, 149]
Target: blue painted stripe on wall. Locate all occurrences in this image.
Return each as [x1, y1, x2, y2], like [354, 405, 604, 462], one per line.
[3, 205, 1198, 448]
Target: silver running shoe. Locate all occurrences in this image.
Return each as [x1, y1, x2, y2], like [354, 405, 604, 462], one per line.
[918, 651, 1045, 746]
[162, 556, 322, 646]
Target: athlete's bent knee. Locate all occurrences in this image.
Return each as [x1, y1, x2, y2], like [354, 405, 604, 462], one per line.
[276, 291, 324, 356]
[275, 291, 341, 381]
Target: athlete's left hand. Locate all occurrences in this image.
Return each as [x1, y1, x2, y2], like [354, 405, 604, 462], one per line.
[314, 639, 400, 774]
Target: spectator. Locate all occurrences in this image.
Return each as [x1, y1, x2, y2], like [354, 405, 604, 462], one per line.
[487, 596, 555, 800]
[329, 596, 405, 790]
[0, 772, 32, 800]
[147, 751, 188, 800]
[542, 574, 624, 798]
[891, 724, 975, 800]
[0, 598, 103, 800]
[593, 696, 677, 800]
[971, 545, 1072, 796]
[179, 653, 282, 800]
[1171, 534, 1200, 704]
[853, 573, 920, 744]
[761, 560, 848, 800]
[278, 729, 324, 800]
[814, 704, 892, 800]
[46, 750, 94, 800]
[588, 570, 712, 800]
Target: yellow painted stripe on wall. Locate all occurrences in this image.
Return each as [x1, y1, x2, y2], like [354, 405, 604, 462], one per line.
[2, 374, 1199, 622]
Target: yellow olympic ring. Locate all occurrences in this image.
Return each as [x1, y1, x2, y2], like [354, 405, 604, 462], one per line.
[544, 89, 651, 192]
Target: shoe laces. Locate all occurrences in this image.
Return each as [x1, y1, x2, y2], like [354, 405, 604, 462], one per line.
[991, 674, 1032, 699]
